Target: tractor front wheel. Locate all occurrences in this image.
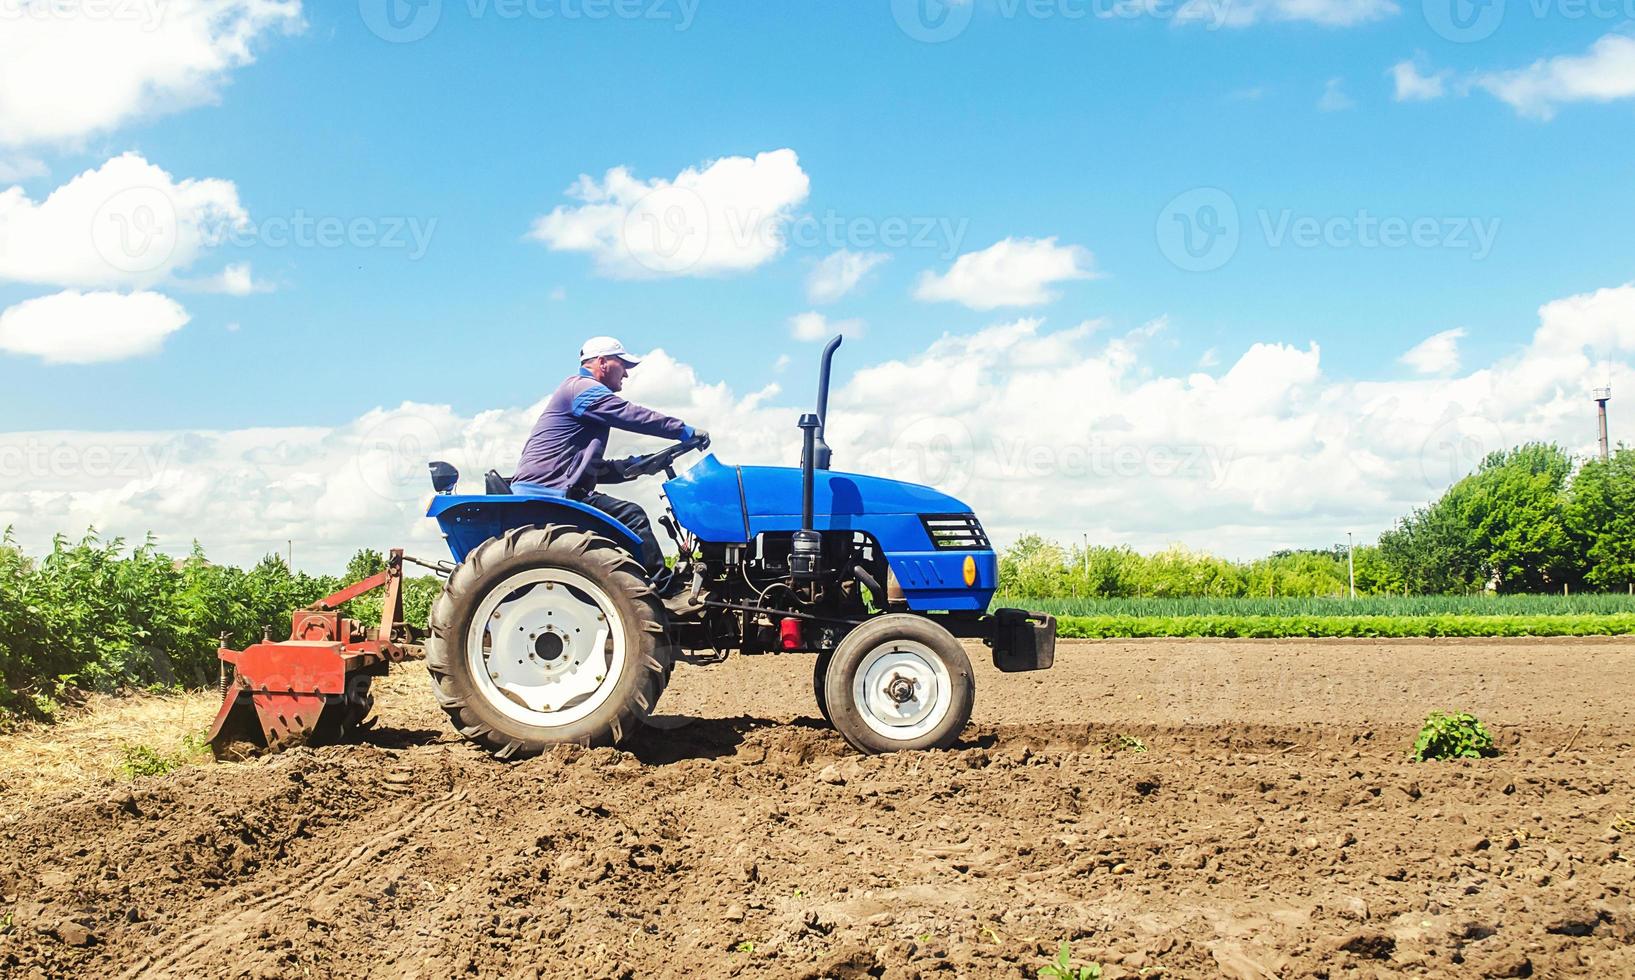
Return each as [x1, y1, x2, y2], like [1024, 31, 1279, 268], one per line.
[425, 525, 669, 758]
[824, 614, 973, 754]
[812, 650, 833, 725]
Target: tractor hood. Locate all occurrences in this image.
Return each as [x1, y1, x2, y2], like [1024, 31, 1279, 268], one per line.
[665, 454, 995, 612]
[665, 453, 973, 544]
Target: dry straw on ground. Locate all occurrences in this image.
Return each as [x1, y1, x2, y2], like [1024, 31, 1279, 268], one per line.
[0, 688, 219, 821]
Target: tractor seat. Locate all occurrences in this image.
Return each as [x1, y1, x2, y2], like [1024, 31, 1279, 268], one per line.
[492, 474, 570, 499]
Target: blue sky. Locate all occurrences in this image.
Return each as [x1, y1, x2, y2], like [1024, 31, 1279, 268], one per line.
[2, 1, 1634, 565]
[3, 3, 1632, 428]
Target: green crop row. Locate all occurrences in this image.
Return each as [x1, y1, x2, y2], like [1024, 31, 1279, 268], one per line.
[1003, 593, 1635, 618]
[1053, 613, 1635, 639]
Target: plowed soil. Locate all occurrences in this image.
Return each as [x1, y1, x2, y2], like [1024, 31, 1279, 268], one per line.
[3, 637, 1633, 979]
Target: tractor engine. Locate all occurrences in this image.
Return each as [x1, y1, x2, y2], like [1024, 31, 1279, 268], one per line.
[689, 531, 891, 655]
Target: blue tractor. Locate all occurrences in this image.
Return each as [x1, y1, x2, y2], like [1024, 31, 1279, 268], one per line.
[421, 337, 1055, 756]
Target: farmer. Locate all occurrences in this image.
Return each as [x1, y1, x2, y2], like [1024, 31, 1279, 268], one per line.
[511, 336, 706, 571]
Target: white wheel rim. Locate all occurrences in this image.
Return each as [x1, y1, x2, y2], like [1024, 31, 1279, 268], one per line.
[851, 639, 952, 741]
[465, 567, 626, 728]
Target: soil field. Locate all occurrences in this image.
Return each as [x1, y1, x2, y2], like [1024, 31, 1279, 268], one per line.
[2, 637, 1633, 979]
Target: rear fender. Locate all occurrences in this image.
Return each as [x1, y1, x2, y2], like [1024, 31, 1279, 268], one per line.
[426, 495, 642, 563]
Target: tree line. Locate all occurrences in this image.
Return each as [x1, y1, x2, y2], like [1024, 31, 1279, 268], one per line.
[1000, 444, 1635, 599]
[3, 442, 1630, 721]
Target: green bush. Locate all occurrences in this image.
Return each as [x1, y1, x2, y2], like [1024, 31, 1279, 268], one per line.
[1412, 711, 1499, 761]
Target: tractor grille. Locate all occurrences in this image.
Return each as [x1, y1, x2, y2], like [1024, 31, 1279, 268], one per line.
[920, 513, 990, 551]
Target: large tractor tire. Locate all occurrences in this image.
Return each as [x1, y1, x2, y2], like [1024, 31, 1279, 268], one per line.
[823, 614, 974, 754]
[426, 525, 669, 758]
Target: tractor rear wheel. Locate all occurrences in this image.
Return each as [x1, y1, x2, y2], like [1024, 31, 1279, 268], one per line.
[824, 614, 973, 754]
[425, 525, 669, 758]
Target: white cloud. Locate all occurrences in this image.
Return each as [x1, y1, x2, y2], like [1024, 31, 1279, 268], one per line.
[789, 311, 865, 342]
[1400, 327, 1465, 375]
[806, 249, 889, 304]
[180, 262, 268, 295]
[7, 283, 1635, 568]
[914, 237, 1096, 311]
[0, 157, 48, 182]
[1390, 58, 1450, 102]
[0, 0, 304, 149]
[0, 290, 190, 364]
[528, 149, 811, 278]
[1177, 0, 1398, 28]
[1318, 77, 1356, 111]
[1474, 33, 1635, 121]
[0, 152, 249, 289]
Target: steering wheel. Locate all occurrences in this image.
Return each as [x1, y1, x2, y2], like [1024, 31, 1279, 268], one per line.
[608, 433, 710, 481]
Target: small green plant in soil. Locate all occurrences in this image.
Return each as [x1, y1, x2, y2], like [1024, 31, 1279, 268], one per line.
[118, 744, 176, 778]
[116, 730, 210, 779]
[733, 941, 755, 954]
[1039, 942, 1103, 980]
[1412, 711, 1498, 761]
[1106, 734, 1148, 754]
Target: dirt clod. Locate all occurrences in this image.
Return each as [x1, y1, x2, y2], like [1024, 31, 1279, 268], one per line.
[1545, 912, 1602, 937]
[1336, 930, 1396, 959]
[1477, 952, 1534, 978]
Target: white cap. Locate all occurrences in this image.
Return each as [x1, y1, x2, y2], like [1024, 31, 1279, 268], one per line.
[579, 336, 641, 365]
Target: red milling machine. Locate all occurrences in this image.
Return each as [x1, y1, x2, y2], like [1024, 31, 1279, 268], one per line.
[205, 549, 431, 757]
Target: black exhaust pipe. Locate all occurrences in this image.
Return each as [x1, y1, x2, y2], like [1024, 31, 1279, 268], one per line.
[791, 335, 843, 581]
[812, 334, 841, 471]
